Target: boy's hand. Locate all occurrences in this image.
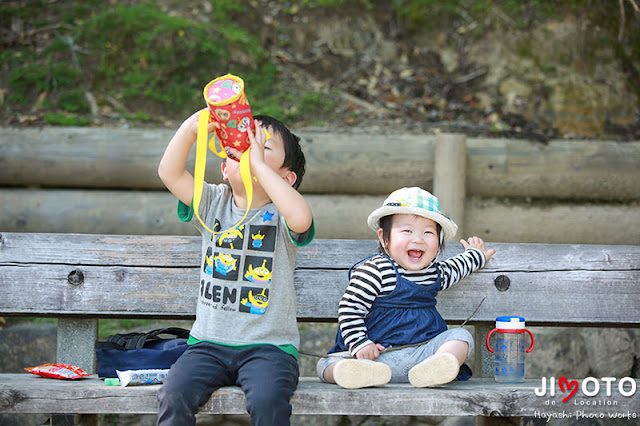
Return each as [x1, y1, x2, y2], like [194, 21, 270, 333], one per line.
[226, 120, 267, 165]
[247, 120, 268, 167]
[461, 236, 496, 261]
[354, 342, 386, 360]
[187, 108, 219, 136]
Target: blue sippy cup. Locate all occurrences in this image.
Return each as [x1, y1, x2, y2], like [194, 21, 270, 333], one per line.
[486, 316, 535, 383]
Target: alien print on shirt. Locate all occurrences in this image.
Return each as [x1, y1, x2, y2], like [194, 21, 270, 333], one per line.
[200, 209, 278, 316]
[239, 286, 269, 315]
[244, 256, 272, 284]
[249, 225, 276, 252]
[213, 221, 245, 250]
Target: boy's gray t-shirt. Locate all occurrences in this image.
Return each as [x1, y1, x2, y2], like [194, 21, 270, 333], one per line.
[179, 183, 312, 353]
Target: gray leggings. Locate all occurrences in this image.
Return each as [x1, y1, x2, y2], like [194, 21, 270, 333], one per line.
[317, 328, 474, 383]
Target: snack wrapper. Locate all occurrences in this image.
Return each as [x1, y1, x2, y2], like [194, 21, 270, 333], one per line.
[25, 363, 91, 380]
[116, 369, 169, 386]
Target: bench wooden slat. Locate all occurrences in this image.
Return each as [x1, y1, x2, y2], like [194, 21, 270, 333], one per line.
[1, 233, 639, 325]
[1, 265, 639, 324]
[2, 233, 638, 271]
[1, 232, 639, 420]
[1, 375, 638, 417]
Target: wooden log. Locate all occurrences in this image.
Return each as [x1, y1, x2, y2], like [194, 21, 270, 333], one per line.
[434, 133, 467, 236]
[0, 127, 433, 194]
[0, 188, 196, 236]
[0, 127, 179, 190]
[0, 188, 383, 239]
[1, 189, 639, 244]
[466, 138, 640, 201]
[1, 127, 639, 200]
[462, 196, 640, 245]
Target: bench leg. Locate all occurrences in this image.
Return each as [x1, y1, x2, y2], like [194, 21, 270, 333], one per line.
[57, 318, 98, 374]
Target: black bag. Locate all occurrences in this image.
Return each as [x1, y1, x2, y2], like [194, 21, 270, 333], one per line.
[95, 327, 190, 378]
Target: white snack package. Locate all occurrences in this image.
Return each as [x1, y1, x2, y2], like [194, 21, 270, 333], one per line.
[116, 369, 169, 386]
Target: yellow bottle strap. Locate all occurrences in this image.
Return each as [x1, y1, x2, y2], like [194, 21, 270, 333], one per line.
[193, 109, 254, 235]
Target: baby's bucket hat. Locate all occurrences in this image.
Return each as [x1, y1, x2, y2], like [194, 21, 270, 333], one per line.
[367, 187, 458, 241]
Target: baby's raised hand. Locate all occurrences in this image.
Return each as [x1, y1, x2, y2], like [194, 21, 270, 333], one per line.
[461, 236, 496, 261]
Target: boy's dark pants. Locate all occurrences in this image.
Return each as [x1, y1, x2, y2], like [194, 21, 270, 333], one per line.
[157, 341, 299, 426]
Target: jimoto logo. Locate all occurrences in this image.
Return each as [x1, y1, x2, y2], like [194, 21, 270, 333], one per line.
[535, 376, 637, 403]
[532, 376, 638, 422]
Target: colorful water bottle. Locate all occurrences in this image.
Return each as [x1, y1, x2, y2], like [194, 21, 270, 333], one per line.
[485, 316, 534, 383]
[193, 74, 270, 235]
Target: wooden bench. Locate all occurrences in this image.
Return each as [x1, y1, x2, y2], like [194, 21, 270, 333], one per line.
[1, 232, 639, 424]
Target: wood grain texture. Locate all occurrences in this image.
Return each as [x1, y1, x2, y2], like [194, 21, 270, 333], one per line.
[434, 133, 467, 235]
[1, 190, 640, 243]
[1, 234, 638, 324]
[1, 376, 638, 417]
[1, 233, 639, 418]
[1, 127, 638, 200]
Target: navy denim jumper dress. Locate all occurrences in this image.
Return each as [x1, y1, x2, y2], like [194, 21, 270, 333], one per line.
[329, 254, 473, 381]
[329, 254, 448, 353]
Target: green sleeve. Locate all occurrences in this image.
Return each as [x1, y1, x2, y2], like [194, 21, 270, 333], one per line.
[288, 219, 315, 247]
[177, 200, 194, 222]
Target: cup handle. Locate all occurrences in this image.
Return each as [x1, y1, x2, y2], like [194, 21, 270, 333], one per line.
[485, 328, 498, 353]
[524, 329, 535, 353]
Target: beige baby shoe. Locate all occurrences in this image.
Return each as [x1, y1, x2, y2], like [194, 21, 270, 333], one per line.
[408, 353, 460, 387]
[333, 359, 392, 389]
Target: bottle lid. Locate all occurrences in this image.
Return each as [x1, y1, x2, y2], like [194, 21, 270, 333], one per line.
[495, 316, 525, 330]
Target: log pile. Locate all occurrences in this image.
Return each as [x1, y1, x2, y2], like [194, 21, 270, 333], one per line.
[1, 127, 639, 243]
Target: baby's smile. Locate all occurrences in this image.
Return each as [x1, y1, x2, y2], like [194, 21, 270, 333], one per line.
[407, 250, 424, 261]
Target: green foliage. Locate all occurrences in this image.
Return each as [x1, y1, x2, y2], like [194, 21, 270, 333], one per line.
[58, 90, 89, 113]
[1, 317, 56, 328]
[4, 1, 271, 125]
[389, 0, 462, 31]
[281, 0, 367, 9]
[0, 317, 166, 343]
[76, 3, 243, 111]
[98, 319, 156, 339]
[389, 0, 595, 33]
[133, 111, 152, 122]
[285, 90, 338, 125]
[45, 112, 91, 126]
[99, 414, 120, 426]
[3, 0, 636, 127]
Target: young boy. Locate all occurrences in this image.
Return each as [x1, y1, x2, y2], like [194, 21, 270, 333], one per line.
[157, 109, 314, 425]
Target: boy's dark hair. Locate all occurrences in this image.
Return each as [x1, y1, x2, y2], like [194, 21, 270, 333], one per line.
[377, 215, 445, 254]
[254, 115, 306, 190]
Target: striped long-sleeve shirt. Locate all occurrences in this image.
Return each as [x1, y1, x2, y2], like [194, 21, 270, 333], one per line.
[338, 248, 486, 355]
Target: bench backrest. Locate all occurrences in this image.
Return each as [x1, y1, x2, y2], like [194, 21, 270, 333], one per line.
[2, 232, 639, 327]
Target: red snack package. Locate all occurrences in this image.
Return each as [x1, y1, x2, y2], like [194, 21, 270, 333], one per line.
[25, 363, 91, 379]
